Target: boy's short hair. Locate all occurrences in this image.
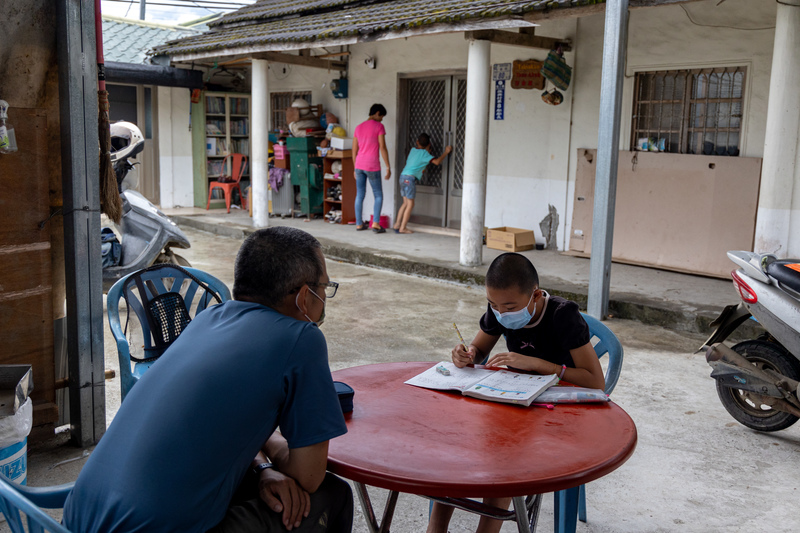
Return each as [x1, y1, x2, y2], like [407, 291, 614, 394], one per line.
[233, 227, 324, 307]
[486, 253, 539, 293]
[417, 133, 431, 148]
[369, 103, 387, 117]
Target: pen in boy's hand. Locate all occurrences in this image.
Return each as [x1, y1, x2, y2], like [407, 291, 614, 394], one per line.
[453, 323, 468, 352]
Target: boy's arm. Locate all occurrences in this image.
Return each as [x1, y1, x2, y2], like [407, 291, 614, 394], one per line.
[563, 343, 606, 390]
[452, 329, 499, 367]
[430, 145, 453, 166]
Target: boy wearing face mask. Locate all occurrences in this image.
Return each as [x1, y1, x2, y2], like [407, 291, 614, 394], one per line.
[451, 252, 604, 390]
[429, 252, 605, 533]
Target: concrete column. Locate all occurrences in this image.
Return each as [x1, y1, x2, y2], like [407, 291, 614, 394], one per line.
[459, 39, 491, 267]
[251, 58, 270, 228]
[755, 2, 800, 257]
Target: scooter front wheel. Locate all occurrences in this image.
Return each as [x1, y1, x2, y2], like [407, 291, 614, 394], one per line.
[716, 340, 800, 432]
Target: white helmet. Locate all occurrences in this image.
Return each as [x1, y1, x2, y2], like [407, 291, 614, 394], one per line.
[110, 121, 145, 162]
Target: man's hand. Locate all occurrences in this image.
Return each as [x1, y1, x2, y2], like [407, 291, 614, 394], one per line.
[384, 168, 392, 180]
[445, 145, 453, 154]
[452, 344, 475, 368]
[257, 468, 311, 531]
[485, 352, 557, 375]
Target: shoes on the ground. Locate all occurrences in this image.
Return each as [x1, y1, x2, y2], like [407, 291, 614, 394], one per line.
[356, 225, 368, 231]
[373, 226, 386, 234]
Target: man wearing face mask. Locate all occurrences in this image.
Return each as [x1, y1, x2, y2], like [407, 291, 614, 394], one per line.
[428, 252, 604, 533]
[64, 227, 353, 533]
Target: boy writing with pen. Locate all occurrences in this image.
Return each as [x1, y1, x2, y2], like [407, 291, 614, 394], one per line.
[428, 252, 604, 533]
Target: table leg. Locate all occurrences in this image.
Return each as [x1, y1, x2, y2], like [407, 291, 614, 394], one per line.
[354, 482, 399, 533]
[512, 494, 541, 533]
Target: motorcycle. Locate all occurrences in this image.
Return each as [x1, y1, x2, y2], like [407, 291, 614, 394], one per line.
[102, 122, 191, 292]
[702, 250, 800, 431]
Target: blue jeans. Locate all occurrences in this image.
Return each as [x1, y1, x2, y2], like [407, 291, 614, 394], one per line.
[354, 169, 383, 226]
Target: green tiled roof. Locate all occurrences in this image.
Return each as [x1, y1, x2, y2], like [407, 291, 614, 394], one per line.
[155, 0, 605, 58]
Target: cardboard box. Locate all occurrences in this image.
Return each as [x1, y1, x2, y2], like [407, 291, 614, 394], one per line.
[331, 137, 353, 150]
[486, 227, 536, 252]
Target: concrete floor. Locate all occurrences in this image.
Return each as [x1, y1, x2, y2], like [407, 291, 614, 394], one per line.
[21, 227, 800, 533]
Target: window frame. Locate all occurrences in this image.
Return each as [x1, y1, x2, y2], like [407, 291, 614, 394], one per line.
[270, 91, 313, 132]
[629, 66, 747, 156]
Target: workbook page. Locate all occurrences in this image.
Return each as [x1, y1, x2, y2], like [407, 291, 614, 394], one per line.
[463, 370, 558, 406]
[404, 362, 495, 392]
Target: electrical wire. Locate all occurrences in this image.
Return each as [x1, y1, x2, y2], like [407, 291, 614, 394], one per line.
[680, 4, 775, 30]
[124, 0, 135, 17]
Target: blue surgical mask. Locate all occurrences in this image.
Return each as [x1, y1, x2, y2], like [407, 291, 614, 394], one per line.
[492, 292, 536, 330]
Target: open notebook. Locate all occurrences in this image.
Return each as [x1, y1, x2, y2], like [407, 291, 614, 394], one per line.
[405, 362, 559, 407]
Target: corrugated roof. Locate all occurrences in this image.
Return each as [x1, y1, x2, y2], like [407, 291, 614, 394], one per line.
[155, 0, 601, 59]
[102, 15, 199, 64]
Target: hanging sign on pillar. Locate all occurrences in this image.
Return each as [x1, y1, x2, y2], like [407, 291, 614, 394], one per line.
[494, 80, 505, 120]
[492, 64, 511, 121]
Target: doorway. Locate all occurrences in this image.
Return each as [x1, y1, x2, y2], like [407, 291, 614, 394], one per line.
[108, 83, 159, 205]
[398, 74, 466, 229]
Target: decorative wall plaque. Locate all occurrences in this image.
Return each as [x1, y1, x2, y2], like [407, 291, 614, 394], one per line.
[511, 59, 545, 90]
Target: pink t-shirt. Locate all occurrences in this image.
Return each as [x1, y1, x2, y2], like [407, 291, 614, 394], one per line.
[353, 119, 386, 172]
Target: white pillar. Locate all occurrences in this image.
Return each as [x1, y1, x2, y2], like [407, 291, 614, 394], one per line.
[755, 2, 800, 257]
[459, 39, 491, 267]
[251, 58, 270, 228]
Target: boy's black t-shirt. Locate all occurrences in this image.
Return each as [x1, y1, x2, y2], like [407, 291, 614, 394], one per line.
[479, 294, 590, 368]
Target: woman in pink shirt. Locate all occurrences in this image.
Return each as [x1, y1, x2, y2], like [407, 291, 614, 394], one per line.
[352, 104, 391, 233]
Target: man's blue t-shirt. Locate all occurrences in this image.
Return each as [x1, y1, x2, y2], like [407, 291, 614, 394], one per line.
[63, 301, 347, 533]
[400, 147, 434, 180]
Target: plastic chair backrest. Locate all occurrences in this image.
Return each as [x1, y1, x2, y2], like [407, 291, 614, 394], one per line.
[580, 312, 623, 395]
[222, 153, 247, 183]
[0, 476, 71, 533]
[107, 265, 232, 400]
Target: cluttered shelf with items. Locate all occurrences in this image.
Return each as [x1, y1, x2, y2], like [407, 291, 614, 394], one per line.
[267, 98, 354, 223]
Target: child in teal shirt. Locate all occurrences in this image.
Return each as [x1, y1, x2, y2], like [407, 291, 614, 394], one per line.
[393, 133, 451, 234]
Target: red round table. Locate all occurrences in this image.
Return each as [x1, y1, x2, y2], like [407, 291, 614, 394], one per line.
[327, 362, 637, 533]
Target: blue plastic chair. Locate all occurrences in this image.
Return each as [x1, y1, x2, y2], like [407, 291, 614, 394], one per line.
[107, 265, 231, 400]
[0, 475, 73, 532]
[553, 312, 623, 533]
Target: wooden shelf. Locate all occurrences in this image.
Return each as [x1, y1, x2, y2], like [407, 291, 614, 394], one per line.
[322, 155, 354, 224]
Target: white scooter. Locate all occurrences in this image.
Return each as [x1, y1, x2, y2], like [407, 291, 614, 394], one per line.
[703, 251, 800, 431]
[102, 122, 191, 292]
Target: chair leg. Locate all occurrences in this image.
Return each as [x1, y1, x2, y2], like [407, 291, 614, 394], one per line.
[224, 186, 231, 213]
[206, 184, 214, 210]
[553, 487, 579, 533]
[578, 484, 587, 523]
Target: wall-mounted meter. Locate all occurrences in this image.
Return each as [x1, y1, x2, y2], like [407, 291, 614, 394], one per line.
[330, 78, 348, 99]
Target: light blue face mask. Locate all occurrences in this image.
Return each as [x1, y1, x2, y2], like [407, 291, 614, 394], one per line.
[492, 291, 536, 330]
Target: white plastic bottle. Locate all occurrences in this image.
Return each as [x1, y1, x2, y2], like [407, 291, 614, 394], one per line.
[0, 100, 18, 154]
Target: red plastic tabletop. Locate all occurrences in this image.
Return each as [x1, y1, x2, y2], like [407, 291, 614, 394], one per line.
[327, 362, 637, 499]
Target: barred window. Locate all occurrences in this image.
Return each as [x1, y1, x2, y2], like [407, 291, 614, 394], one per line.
[631, 67, 745, 156]
[270, 91, 312, 132]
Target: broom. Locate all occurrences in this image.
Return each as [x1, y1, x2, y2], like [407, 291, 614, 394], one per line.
[95, 0, 123, 223]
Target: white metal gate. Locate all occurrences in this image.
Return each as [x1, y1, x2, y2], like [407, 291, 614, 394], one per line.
[401, 76, 466, 229]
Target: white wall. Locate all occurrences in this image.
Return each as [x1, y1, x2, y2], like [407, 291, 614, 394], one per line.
[266, 0, 780, 252]
[157, 86, 194, 208]
[566, 0, 777, 249]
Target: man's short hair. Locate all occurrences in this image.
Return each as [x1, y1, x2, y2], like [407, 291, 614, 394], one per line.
[369, 103, 387, 117]
[486, 253, 539, 294]
[417, 133, 431, 148]
[233, 227, 324, 307]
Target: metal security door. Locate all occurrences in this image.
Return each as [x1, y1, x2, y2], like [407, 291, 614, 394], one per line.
[403, 76, 466, 228]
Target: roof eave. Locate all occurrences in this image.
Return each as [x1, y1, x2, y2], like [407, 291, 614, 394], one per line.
[168, 16, 535, 63]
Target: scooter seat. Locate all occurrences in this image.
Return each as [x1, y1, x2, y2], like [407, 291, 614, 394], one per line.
[766, 260, 800, 294]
